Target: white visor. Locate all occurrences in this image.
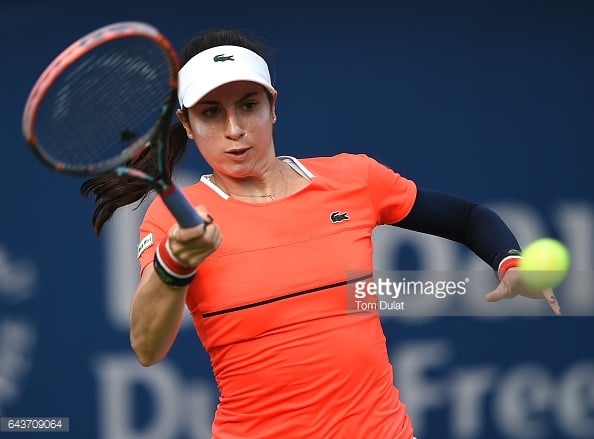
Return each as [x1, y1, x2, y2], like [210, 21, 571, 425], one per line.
[178, 45, 276, 108]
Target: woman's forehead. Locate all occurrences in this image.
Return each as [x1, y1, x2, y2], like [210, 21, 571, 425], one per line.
[199, 81, 267, 102]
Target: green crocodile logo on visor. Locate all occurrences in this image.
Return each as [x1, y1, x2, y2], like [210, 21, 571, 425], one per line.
[213, 54, 235, 62]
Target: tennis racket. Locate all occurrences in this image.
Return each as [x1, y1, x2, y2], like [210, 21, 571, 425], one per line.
[22, 21, 203, 228]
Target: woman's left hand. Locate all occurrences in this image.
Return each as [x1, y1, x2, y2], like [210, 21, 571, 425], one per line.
[484, 268, 562, 316]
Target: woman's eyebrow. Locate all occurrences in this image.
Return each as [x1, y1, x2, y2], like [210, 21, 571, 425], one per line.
[198, 92, 260, 106]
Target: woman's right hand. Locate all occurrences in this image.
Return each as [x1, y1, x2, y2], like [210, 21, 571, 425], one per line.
[167, 206, 222, 268]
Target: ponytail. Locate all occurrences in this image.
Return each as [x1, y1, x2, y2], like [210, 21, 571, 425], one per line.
[80, 121, 188, 235]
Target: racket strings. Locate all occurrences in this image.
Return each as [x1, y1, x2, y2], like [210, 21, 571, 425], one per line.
[35, 37, 173, 169]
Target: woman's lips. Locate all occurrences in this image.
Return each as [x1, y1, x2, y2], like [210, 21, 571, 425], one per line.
[225, 147, 251, 160]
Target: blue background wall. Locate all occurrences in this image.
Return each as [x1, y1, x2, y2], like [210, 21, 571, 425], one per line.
[1, 1, 593, 438]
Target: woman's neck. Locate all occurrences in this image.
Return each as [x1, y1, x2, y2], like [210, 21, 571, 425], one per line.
[211, 158, 292, 202]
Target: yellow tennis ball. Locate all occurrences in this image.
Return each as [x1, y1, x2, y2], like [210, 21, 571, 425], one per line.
[519, 238, 570, 290]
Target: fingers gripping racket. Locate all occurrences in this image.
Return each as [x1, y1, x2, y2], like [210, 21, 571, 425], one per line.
[22, 21, 203, 228]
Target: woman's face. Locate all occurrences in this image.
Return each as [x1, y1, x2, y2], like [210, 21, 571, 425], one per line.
[178, 81, 277, 178]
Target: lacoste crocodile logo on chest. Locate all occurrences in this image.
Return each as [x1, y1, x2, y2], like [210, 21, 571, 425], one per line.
[330, 211, 350, 223]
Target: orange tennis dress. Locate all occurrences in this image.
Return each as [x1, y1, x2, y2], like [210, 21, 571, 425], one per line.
[138, 153, 417, 438]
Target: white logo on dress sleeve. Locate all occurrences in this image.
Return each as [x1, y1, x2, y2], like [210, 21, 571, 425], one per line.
[136, 232, 154, 259]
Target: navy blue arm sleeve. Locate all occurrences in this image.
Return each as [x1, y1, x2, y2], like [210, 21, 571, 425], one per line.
[393, 188, 521, 272]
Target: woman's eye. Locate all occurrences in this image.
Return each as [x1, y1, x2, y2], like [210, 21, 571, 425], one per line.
[242, 101, 258, 111]
[203, 107, 220, 117]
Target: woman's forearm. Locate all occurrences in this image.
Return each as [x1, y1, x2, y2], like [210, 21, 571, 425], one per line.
[129, 265, 188, 366]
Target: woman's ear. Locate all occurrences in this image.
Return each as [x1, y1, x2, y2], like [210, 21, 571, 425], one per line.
[176, 109, 194, 139]
[271, 91, 278, 124]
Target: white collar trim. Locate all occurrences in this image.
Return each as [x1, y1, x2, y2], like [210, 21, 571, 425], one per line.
[200, 156, 314, 200]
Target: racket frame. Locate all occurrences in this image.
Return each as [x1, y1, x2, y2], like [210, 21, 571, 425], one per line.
[22, 22, 204, 227]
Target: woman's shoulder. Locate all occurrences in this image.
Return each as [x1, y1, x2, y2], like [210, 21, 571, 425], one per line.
[298, 152, 376, 167]
[296, 153, 386, 176]
[143, 179, 212, 218]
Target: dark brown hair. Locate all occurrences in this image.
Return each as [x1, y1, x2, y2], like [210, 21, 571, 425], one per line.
[80, 29, 270, 235]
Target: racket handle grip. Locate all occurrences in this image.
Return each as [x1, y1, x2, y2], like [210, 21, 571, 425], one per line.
[160, 185, 204, 228]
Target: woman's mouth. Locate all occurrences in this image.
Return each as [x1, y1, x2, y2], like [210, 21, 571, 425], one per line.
[226, 147, 251, 160]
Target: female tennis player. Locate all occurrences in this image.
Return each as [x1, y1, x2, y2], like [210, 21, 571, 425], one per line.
[81, 28, 561, 439]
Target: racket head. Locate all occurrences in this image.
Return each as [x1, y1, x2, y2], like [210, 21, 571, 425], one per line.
[22, 21, 179, 176]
